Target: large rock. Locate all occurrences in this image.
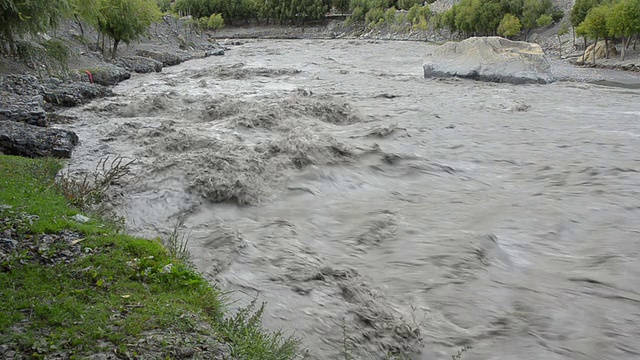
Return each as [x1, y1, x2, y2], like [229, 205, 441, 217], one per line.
[115, 56, 163, 74]
[41, 79, 113, 107]
[82, 64, 131, 86]
[0, 121, 79, 158]
[0, 92, 47, 126]
[135, 49, 193, 67]
[578, 41, 618, 64]
[423, 37, 554, 84]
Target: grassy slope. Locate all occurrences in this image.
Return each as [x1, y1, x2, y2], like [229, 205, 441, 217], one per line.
[0, 155, 300, 359]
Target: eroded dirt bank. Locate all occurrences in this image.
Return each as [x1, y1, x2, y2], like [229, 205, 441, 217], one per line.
[61, 39, 640, 359]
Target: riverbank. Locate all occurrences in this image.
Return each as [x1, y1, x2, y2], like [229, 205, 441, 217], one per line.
[0, 155, 302, 359]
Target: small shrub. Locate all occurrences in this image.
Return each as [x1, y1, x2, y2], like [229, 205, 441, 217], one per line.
[56, 156, 134, 210]
[365, 7, 385, 28]
[398, 0, 422, 11]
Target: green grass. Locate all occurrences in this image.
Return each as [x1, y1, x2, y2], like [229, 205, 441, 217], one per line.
[0, 155, 301, 359]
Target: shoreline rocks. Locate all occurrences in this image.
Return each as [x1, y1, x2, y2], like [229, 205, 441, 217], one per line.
[423, 36, 554, 84]
[0, 121, 79, 158]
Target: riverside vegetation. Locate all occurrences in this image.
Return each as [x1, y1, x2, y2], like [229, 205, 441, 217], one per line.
[3, 0, 640, 64]
[0, 155, 302, 358]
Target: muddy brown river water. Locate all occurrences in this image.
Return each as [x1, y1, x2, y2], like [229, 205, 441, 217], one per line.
[62, 39, 640, 359]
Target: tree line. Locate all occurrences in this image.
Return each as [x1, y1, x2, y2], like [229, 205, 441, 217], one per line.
[173, 0, 327, 25]
[435, 0, 563, 38]
[571, 0, 640, 61]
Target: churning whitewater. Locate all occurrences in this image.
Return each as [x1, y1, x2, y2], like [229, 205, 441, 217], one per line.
[62, 39, 640, 360]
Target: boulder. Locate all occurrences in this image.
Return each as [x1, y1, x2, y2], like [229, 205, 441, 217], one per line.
[0, 121, 79, 158]
[115, 56, 163, 73]
[41, 80, 113, 107]
[578, 41, 618, 64]
[0, 92, 47, 126]
[423, 37, 554, 84]
[205, 48, 225, 57]
[135, 49, 193, 67]
[83, 64, 131, 86]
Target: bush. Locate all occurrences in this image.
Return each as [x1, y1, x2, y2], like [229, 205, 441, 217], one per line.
[208, 13, 225, 30]
[365, 7, 385, 27]
[406, 4, 430, 25]
[397, 0, 422, 10]
[498, 13, 522, 37]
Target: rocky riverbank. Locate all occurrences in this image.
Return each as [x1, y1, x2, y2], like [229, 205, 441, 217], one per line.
[0, 15, 228, 159]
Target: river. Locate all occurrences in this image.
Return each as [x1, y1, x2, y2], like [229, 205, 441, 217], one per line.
[62, 39, 640, 360]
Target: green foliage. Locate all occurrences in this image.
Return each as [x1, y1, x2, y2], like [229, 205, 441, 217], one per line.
[333, 0, 350, 13]
[407, 4, 430, 25]
[349, 0, 389, 13]
[497, 12, 522, 37]
[156, 0, 173, 12]
[607, 0, 640, 38]
[207, 13, 225, 30]
[96, 0, 161, 58]
[365, 7, 385, 28]
[570, 0, 603, 28]
[0, 154, 302, 359]
[346, 6, 365, 24]
[576, 4, 609, 40]
[41, 39, 70, 64]
[536, 13, 552, 28]
[440, 0, 555, 37]
[0, 0, 70, 53]
[385, 7, 397, 24]
[398, 0, 422, 11]
[521, 0, 552, 30]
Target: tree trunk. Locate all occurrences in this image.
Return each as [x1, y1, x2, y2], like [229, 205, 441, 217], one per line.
[621, 35, 626, 61]
[112, 39, 120, 59]
[582, 37, 587, 64]
[605, 37, 609, 59]
[75, 15, 85, 37]
[557, 34, 562, 57]
[572, 26, 576, 48]
[101, 34, 105, 56]
[592, 36, 597, 64]
[634, 34, 637, 50]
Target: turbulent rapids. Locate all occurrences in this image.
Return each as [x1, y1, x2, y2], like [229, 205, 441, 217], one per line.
[62, 39, 640, 360]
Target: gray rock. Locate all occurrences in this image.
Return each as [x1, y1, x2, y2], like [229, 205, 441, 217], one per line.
[84, 64, 131, 86]
[71, 214, 91, 223]
[0, 92, 47, 126]
[0, 121, 79, 158]
[205, 48, 225, 57]
[42, 80, 113, 107]
[116, 56, 163, 73]
[135, 49, 193, 67]
[423, 37, 554, 84]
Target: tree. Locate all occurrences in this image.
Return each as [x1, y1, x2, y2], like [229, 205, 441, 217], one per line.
[384, 7, 397, 31]
[0, 0, 70, 55]
[365, 7, 385, 28]
[576, 4, 610, 63]
[521, 0, 552, 36]
[208, 13, 225, 29]
[398, 0, 422, 10]
[607, 0, 640, 61]
[536, 13, 552, 28]
[557, 21, 569, 56]
[570, 0, 602, 28]
[97, 0, 161, 59]
[497, 13, 521, 38]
